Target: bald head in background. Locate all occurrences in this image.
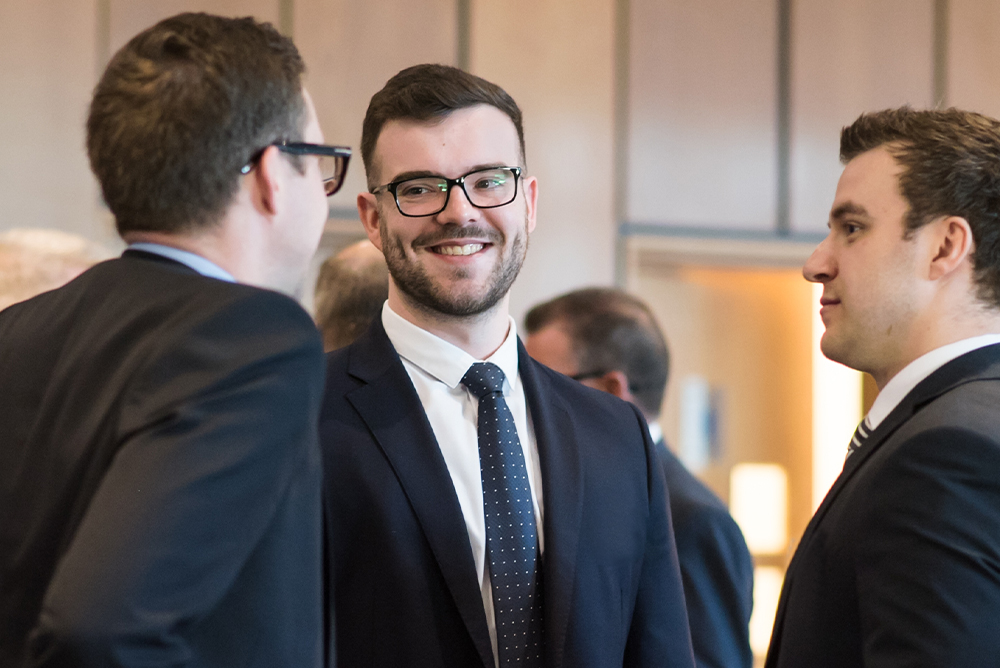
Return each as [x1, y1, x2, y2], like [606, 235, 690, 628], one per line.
[0, 228, 110, 311]
[314, 239, 389, 351]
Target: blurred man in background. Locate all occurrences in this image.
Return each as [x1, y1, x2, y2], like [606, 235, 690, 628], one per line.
[0, 228, 109, 310]
[525, 287, 754, 668]
[0, 13, 349, 667]
[313, 239, 388, 351]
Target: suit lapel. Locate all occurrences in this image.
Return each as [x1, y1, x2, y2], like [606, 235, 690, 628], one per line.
[770, 343, 1000, 656]
[518, 340, 584, 668]
[345, 322, 494, 668]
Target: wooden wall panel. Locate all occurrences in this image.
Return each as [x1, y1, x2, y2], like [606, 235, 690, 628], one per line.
[948, 0, 1000, 117]
[472, 0, 617, 320]
[790, 0, 934, 235]
[108, 0, 280, 54]
[293, 0, 457, 219]
[627, 0, 779, 231]
[0, 1, 109, 243]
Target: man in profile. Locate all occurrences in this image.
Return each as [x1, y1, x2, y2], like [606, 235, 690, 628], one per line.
[766, 108, 1000, 666]
[525, 287, 754, 668]
[319, 64, 694, 667]
[0, 13, 349, 667]
[314, 239, 388, 351]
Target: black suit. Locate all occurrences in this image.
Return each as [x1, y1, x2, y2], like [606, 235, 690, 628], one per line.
[0, 250, 326, 668]
[655, 442, 753, 668]
[765, 344, 1000, 667]
[319, 320, 695, 668]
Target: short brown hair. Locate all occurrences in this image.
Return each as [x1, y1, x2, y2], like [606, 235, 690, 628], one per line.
[360, 64, 525, 189]
[841, 107, 1000, 308]
[524, 288, 670, 418]
[87, 13, 307, 236]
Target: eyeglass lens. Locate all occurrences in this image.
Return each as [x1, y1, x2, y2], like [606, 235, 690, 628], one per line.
[395, 168, 517, 216]
[318, 155, 347, 196]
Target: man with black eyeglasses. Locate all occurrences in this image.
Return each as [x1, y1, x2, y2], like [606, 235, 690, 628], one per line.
[318, 64, 694, 668]
[0, 13, 349, 667]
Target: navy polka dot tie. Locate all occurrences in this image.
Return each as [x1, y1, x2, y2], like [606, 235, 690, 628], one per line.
[461, 362, 544, 667]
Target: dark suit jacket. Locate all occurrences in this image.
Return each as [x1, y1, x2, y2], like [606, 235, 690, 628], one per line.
[765, 344, 1000, 667]
[0, 250, 326, 668]
[319, 320, 695, 668]
[655, 442, 753, 668]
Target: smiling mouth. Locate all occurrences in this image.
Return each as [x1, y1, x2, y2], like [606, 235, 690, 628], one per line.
[431, 243, 486, 256]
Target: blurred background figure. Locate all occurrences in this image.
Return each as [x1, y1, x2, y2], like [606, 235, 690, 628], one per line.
[525, 287, 754, 668]
[0, 228, 110, 310]
[313, 239, 388, 351]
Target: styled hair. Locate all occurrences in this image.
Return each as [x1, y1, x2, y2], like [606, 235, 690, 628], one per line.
[360, 64, 525, 188]
[524, 287, 669, 418]
[87, 12, 307, 236]
[841, 107, 1000, 308]
[313, 242, 389, 351]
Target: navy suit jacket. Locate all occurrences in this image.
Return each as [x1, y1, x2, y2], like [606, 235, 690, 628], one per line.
[0, 251, 326, 668]
[655, 442, 753, 668]
[765, 344, 1000, 667]
[319, 320, 695, 668]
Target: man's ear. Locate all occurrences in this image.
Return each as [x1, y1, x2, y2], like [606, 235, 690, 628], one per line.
[251, 145, 283, 217]
[928, 215, 974, 281]
[357, 192, 383, 251]
[522, 175, 538, 234]
[591, 370, 634, 403]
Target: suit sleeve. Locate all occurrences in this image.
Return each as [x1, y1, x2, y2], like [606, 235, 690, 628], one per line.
[624, 406, 697, 668]
[27, 291, 326, 666]
[856, 426, 1000, 667]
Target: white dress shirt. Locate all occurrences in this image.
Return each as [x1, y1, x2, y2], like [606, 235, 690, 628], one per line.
[381, 303, 544, 664]
[128, 242, 235, 282]
[867, 334, 1000, 429]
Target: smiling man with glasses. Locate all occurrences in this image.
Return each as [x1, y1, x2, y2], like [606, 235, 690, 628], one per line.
[318, 63, 694, 668]
[0, 13, 346, 668]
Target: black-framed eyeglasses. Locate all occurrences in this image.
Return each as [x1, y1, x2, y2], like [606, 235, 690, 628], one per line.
[241, 142, 352, 196]
[371, 166, 522, 217]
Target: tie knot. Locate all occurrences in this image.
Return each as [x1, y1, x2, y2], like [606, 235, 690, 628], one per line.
[461, 362, 506, 398]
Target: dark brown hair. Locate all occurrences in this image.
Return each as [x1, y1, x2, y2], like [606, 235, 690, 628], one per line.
[841, 107, 1000, 308]
[87, 13, 307, 236]
[360, 64, 525, 188]
[525, 288, 670, 418]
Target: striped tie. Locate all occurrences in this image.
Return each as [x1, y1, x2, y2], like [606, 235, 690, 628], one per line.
[846, 416, 872, 461]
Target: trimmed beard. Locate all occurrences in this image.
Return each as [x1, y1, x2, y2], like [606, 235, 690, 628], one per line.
[380, 211, 528, 318]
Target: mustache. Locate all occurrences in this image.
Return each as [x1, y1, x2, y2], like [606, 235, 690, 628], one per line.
[412, 225, 503, 247]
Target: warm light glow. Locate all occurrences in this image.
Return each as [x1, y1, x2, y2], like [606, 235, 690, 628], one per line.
[729, 463, 788, 555]
[811, 283, 863, 510]
[749, 566, 784, 658]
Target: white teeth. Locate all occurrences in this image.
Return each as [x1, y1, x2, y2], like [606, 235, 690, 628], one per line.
[434, 243, 484, 256]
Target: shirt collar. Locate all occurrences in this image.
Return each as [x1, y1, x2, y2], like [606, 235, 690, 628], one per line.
[381, 302, 520, 394]
[647, 421, 662, 444]
[867, 333, 1000, 429]
[128, 242, 235, 283]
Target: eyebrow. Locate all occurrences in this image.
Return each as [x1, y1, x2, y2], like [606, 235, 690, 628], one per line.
[387, 164, 512, 184]
[830, 202, 871, 220]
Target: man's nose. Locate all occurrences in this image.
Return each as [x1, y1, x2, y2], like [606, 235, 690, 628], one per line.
[803, 235, 835, 283]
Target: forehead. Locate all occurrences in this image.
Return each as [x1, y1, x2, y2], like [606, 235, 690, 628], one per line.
[373, 104, 521, 182]
[831, 146, 907, 220]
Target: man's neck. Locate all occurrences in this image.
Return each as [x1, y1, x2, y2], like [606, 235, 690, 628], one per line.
[871, 309, 1000, 389]
[387, 288, 512, 360]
